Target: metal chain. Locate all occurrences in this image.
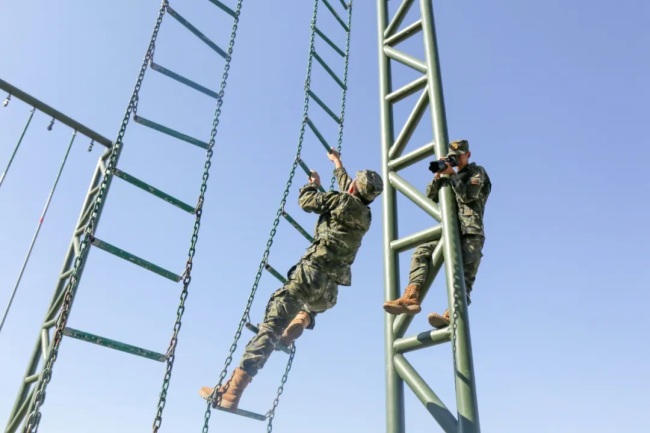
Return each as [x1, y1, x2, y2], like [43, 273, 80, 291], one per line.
[329, 1, 353, 191]
[23, 3, 168, 432]
[201, 1, 321, 431]
[150, 0, 246, 432]
[265, 346, 296, 432]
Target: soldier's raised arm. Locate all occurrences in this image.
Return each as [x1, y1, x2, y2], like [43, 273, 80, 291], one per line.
[328, 149, 353, 192]
[298, 171, 340, 214]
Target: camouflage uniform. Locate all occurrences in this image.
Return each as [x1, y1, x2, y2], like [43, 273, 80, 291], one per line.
[240, 167, 381, 376]
[409, 161, 491, 304]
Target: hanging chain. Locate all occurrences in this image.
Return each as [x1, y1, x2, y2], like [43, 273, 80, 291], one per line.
[329, 1, 353, 191]
[23, 2, 168, 432]
[150, 0, 245, 432]
[265, 345, 296, 432]
[201, 1, 321, 431]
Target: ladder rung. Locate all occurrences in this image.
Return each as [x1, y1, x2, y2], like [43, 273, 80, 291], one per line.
[214, 405, 267, 421]
[322, 0, 349, 32]
[63, 327, 166, 362]
[308, 90, 341, 124]
[167, 6, 227, 59]
[113, 168, 195, 213]
[338, 0, 349, 10]
[207, 0, 236, 18]
[313, 51, 346, 90]
[315, 27, 345, 57]
[282, 211, 314, 243]
[264, 263, 287, 284]
[90, 236, 182, 282]
[134, 115, 209, 149]
[245, 323, 292, 355]
[296, 158, 326, 192]
[150, 61, 219, 100]
[306, 117, 332, 153]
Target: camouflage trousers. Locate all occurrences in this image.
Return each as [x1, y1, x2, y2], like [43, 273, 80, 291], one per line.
[409, 235, 484, 305]
[240, 260, 338, 376]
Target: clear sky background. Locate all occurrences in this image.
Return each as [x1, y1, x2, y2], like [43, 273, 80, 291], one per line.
[1, 1, 649, 432]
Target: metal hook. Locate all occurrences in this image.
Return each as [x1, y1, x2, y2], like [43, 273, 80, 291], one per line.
[47, 117, 55, 131]
[2, 94, 10, 107]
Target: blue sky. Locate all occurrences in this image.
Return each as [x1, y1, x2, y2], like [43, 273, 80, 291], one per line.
[1, 1, 649, 432]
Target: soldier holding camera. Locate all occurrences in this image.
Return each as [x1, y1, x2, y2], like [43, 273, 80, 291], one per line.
[383, 139, 491, 328]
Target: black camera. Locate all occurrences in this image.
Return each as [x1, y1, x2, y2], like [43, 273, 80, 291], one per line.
[428, 156, 457, 173]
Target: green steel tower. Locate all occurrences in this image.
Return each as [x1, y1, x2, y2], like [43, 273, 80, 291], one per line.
[378, 0, 481, 432]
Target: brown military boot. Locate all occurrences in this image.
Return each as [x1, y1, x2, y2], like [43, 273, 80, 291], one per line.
[427, 309, 450, 329]
[383, 284, 422, 315]
[280, 311, 311, 347]
[199, 367, 252, 410]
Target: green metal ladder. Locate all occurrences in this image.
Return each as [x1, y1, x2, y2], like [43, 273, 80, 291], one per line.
[5, 1, 244, 432]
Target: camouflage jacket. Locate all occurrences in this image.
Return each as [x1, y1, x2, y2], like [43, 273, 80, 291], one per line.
[426, 162, 491, 236]
[298, 167, 372, 286]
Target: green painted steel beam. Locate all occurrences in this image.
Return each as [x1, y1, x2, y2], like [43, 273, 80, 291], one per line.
[0, 78, 112, 148]
[384, 0, 416, 39]
[308, 90, 341, 124]
[134, 115, 209, 149]
[378, 2, 405, 433]
[385, 75, 427, 104]
[383, 46, 427, 73]
[322, 0, 349, 32]
[313, 51, 346, 90]
[384, 19, 422, 47]
[388, 172, 441, 221]
[113, 168, 195, 213]
[282, 211, 314, 242]
[394, 354, 458, 433]
[90, 236, 182, 282]
[167, 6, 227, 59]
[388, 141, 435, 172]
[420, 0, 481, 429]
[315, 27, 345, 57]
[390, 225, 442, 253]
[207, 0, 236, 18]
[63, 327, 166, 362]
[264, 262, 287, 284]
[338, 0, 349, 10]
[393, 327, 451, 354]
[389, 87, 429, 159]
[306, 117, 333, 153]
[150, 62, 219, 99]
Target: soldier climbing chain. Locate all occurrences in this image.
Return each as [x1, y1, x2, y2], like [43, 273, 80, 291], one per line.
[202, 0, 352, 429]
[24, 3, 168, 431]
[201, 3, 320, 428]
[152, 0, 245, 431]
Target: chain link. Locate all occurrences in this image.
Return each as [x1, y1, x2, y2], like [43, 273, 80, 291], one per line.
[329, 1, 353, 191]
[265, 345, 295, 432]
[24, 3, 168, 432]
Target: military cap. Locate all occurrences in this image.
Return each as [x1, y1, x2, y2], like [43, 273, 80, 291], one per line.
[355, 170, 383, 202]
[447, 139, 469, 156]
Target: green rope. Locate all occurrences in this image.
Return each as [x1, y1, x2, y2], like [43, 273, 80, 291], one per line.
[0, 107, 35, 189]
